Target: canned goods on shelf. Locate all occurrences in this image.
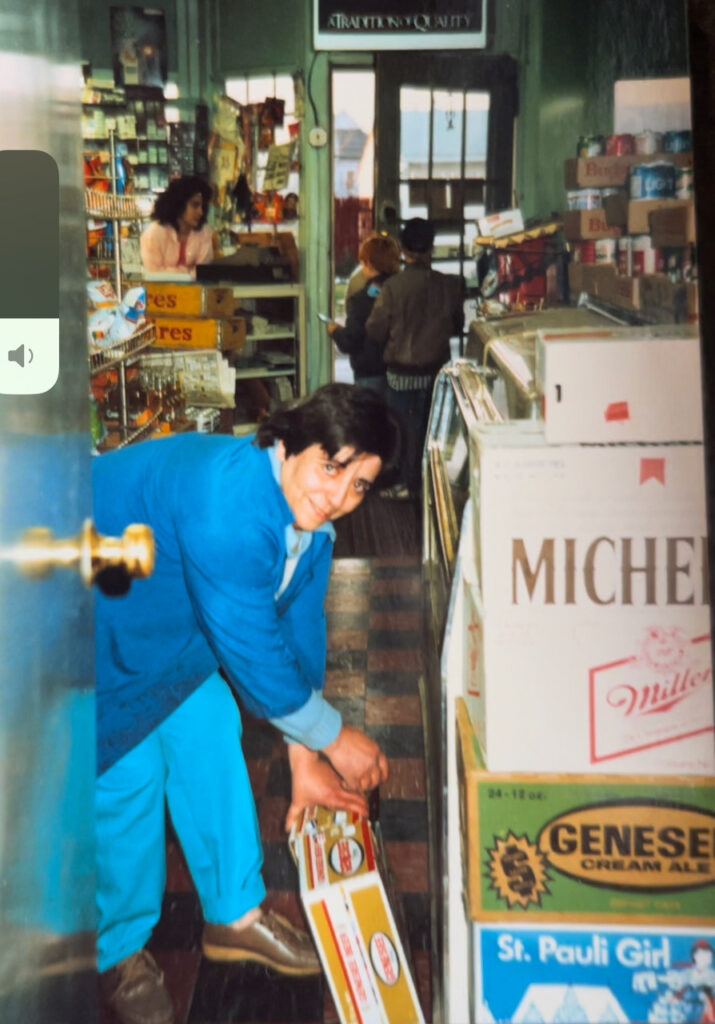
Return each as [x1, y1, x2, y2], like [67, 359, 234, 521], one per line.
[631, 234, 658, 276]
[663, 248, 684, 282]
[594, 238, 617, 264]
[567, 188, 602, 210]
[630, 161, 676, 200]
[617, 237, 632, 276]
[576, 134, 605, 157]
[605, 133, 635, 156]
[634, 130, 663, 155]
[572, 240, 596, 264]
[663, 129, 692, 153]
[676, 165, 694, 199]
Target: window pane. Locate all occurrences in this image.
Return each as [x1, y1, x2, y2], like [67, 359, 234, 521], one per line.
[399, 181, 427, 219]
[466, 90, 489, 180]
[400, 86, 431, 179]
[431, 90, 464, 180]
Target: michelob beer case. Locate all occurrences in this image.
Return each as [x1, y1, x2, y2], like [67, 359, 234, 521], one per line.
[470, 921, 715, 1023]
[466, 420, 713, 774]
[535, 325, 703, 443]
[289, 808, 424, 1024]
[456, 698, 715, 925]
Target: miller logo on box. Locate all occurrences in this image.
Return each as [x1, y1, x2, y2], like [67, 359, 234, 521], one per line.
[590, 627, 713, 764]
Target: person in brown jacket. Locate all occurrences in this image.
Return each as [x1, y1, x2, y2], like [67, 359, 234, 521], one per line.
[365, 218, 464, 499]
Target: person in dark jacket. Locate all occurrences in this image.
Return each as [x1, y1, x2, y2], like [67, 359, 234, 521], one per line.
[366, 218, 464, 499]
[326, 233, 401, 401]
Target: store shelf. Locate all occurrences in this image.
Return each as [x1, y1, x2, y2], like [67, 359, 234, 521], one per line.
[116, 408, 164, 449]
[89, 321, 156, 373]
[234, 366, 296, 380]
[85, 189, 140, 220]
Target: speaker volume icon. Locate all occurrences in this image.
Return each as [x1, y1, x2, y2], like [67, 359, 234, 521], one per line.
[8, 344, 34, 368]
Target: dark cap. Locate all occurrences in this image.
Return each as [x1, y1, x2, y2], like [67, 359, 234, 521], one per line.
[400, 217, 435, 255]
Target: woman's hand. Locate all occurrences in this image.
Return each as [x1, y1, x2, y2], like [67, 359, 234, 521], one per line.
[284, 743, 369, 831]
[322, 725, 389, 793]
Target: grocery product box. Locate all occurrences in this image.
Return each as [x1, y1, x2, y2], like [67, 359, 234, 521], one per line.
[476, 208, 525, 239]
[650, 202, 697, 247]
[290, 809, 424, 1024]
[603, 194, 690, 235]
[535, 325, 703, 443]
[466, 421, 712, 774]
[470, 920, 715, 1023]
[144, 282, 241, 319]
[567, 261, 617, 296]
[149, 315, 247, 351]
[639, 273, 700, 323]
[564, 152, 692, 189]
[607, 273, 641, 311]
[456, 697, 715, 923]
[562, 209, 621, 240]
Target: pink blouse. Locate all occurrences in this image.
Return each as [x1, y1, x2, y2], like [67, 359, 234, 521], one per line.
[140, 221, 214, 278]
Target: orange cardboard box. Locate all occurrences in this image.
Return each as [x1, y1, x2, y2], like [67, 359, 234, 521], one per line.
[604, 194, 691, 235]
[567, 261, 617, 296]
[144, 282, 241, 319]
[149, 315, 247, 351]
[650, 202, 697, 247]
[639, 273, 699, 322]
[607, 273, 641, 311]
[564, 151, 692, 189]
[562, 209, 621, 240]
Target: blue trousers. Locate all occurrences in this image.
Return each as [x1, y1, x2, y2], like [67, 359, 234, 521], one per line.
[96, 672, 266, 971]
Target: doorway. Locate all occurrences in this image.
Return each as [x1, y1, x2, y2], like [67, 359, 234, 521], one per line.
[330, 67, 376, 384]
[374, 52, 518, 352]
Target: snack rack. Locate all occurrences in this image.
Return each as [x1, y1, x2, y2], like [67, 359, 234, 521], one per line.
[85, 127, 156, 444]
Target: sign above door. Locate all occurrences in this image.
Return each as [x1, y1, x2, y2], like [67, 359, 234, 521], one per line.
[314, 0, 487, 50]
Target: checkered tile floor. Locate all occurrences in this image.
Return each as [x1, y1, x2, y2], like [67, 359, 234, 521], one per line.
[116, 555, 432, 1024]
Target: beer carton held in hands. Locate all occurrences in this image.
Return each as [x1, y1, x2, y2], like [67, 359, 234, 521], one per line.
[289, 808, 424, 1024]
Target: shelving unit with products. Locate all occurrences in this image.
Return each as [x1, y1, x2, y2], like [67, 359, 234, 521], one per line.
[85, 149, 186, 452]
[224, 282, 306, 429]
[82, 83, 170, 202]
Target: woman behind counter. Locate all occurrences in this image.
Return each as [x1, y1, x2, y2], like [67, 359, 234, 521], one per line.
[140, 174, 216, 277]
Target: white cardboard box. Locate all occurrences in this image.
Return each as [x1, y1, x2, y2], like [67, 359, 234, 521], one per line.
[291, 810, 424, 1024]
[535, 325, 703, 444]
[465, 421, 713, 774]
[470, 922, 715, 1024]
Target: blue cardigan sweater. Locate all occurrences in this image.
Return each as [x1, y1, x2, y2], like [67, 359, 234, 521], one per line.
[93, 433, 334, 776]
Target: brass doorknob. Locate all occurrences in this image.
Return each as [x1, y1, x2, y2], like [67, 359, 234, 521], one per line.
[0, 520, 154, 587]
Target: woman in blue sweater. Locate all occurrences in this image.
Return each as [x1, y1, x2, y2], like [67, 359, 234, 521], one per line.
[94, 384, 401, 1024]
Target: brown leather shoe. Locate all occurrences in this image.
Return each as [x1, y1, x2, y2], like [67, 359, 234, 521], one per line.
[202, 910, 321, 976]
[100, 949, 175, 1024]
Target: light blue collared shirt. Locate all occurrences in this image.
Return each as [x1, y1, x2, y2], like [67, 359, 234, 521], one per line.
[266, 444, 341, 749]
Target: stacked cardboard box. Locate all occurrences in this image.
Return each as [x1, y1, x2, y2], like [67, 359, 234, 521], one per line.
[144, 281, 247, 351]
[563, 151, 698, 321]
[451, 327, 713, 1021]
[289, 807, 424, 1024]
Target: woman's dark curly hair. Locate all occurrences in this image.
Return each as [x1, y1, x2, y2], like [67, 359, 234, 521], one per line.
[151, 175, 213, 231]
[255, 383, 403, 488]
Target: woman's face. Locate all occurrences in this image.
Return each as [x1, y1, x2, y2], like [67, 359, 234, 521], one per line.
[179, 192, 204, 231]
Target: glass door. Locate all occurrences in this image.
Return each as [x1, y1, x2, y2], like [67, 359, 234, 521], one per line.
[375, 53, 518, 353]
